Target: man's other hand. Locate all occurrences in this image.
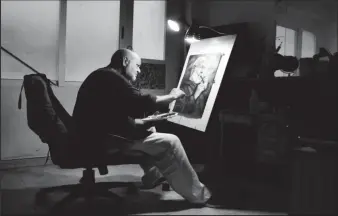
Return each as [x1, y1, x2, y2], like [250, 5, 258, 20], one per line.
[170, 88, 185, 100]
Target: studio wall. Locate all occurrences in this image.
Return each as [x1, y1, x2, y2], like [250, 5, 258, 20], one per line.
[1, 0, 182, 161]
[276, 0, 337, 54]
[191, 0, 277, 78]
[191, 0, 337, 60]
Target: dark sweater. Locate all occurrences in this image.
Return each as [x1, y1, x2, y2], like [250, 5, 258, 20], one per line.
[72, 67, 158, 142]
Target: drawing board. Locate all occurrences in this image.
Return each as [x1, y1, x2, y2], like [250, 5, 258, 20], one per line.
[168, 35, 237, 132]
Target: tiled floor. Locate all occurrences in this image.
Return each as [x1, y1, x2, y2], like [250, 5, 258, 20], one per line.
[0, 164, 287, 215]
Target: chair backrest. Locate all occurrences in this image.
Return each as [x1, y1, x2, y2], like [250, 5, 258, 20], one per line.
[21, 74, 137, 173]
[23, 73, 73, 164]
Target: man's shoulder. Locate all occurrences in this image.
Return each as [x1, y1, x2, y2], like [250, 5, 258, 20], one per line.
[89, 67, 118, 78]
[86, 67, 128, 84]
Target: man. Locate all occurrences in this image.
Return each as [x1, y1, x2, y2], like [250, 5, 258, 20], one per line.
[72, 48, 217, 206]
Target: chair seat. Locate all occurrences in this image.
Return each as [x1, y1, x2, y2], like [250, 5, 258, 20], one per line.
[57, 149, 147, 169]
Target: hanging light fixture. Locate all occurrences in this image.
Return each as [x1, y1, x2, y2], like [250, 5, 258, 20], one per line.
[184, 22, 201, 43]
[167, 18, 225, 44]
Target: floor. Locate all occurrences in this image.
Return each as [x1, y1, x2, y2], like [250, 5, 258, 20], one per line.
[0, 164, 287, 215]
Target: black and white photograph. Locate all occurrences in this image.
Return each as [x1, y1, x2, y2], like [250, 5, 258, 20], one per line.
[1, 0, 337, 215]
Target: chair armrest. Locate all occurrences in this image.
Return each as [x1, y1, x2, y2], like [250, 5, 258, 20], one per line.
[104, 133, 135, 152]
[95, 134, 135, 176]
[107, 134, 134, 143]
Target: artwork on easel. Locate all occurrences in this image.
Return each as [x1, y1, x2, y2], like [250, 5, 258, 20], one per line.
[173, 53, 222, 119]
[168, 35, 237, 132]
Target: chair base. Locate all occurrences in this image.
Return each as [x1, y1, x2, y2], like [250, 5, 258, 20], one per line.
[35, 168, 135, 214]
[49, 184, 124, 215]
[35, 167, 171, 214]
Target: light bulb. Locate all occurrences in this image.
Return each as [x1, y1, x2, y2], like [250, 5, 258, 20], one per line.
[167, 19, 180, 32]
[185, 36, 200, 44]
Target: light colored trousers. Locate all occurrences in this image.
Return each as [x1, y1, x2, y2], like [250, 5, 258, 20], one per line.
[127, 129, 211, 204]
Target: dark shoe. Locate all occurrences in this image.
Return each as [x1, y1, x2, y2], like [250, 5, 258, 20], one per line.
[141, 177, 166, 189]
[204, 196, 225, 208]
[161, 182, 171, 191]
[191, 195, 225, 209]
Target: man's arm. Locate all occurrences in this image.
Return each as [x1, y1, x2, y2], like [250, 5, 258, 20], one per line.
[123, 74, 185, 115]
[155, 88, 186, 105]
[128, 89, 185, 135]
[125, 117, 156, 139]
[155, 94, 176, 104]
[133, 118, 157, 129]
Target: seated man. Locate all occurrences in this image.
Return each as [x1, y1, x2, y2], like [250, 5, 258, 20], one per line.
[72, 48, 215, 206]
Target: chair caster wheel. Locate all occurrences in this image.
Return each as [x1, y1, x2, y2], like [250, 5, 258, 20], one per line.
[162, 182, 171, 191]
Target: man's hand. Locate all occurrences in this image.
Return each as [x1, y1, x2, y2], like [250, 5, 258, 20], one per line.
[134, 119, 149, 127]
[134, 118, 160, 128]
[170, 88, 185, 100]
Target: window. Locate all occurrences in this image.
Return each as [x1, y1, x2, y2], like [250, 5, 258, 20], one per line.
[275, 25, 316, 77]
[132, 0, 166, 60]
[1, 0, 167, 82]
[275, 26, 296, 77]
[1, 1, 60, 80]
[301, 30, 316, 58]
[65, 1, 120, 82]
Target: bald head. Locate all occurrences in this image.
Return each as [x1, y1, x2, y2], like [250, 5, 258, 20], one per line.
[109, 48, 139, 69]
[108, 48, 142, 81]
[120, 48, 140, 61]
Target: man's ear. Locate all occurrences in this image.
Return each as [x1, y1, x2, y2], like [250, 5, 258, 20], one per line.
[122, 57, 129, 67]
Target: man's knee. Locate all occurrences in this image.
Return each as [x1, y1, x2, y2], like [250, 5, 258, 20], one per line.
[165, 134, 182, 150]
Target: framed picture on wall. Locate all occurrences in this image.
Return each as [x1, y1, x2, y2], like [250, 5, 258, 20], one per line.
[133, 62, 166, 90]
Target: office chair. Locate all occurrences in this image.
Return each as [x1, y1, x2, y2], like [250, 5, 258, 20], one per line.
[20, 73, 167, 214]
